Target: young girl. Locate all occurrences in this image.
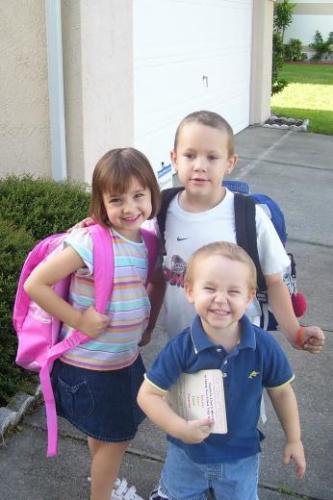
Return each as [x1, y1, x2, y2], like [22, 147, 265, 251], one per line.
[24, 148, 162, 500]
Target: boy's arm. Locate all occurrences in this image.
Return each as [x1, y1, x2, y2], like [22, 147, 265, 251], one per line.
[139, 266, 166, 346]
[137, 379, 212, 443]
[267, 383, 306, 479]
[67, 217, 95, 232]
[265, 273, 325, 354]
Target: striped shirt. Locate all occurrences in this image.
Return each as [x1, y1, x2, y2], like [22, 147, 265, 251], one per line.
[59, 227, 151, 370]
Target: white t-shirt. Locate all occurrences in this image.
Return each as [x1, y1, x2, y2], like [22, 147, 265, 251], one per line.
[162, 189, 290, 338]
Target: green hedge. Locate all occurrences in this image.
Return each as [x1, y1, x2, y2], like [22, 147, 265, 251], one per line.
[0, 175, 90, 405]
[0, 175, 90, 240]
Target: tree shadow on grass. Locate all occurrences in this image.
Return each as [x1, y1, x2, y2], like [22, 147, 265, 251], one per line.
[281, 63, 333, 85]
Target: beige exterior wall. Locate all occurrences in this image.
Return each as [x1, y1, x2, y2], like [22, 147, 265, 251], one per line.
[63, 0, 134, 183]
[0, 1, 51, 178]
[0, 1, 133, 183]
[249, 0, 275, 125]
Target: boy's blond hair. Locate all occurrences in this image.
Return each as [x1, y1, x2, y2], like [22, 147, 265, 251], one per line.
[185, 241, 257, 292]
[173, 110, 235, 157]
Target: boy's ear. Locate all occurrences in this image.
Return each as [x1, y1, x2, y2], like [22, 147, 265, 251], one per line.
[184, 282, 194, 304]
[247, 289, 256, 306]
[226, 154, 238, 175]
[170, 150, 178, 172]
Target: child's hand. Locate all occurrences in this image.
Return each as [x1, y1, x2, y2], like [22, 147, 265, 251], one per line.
[76, 306, 109, 337]
[67, 217, 95, 233]
[179, 418, 213, 444]
[283, 440, 306, 479]
[293, 325, 325, 354]
[138, 328, 153, 347]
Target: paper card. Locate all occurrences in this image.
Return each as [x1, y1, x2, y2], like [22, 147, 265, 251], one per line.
[167, 369, 227, 434]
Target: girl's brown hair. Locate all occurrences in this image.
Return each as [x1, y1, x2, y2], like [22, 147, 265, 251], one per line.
[185, 241, 257, 292]
[174, 110, 235, 157]
[89, 148, 161, 226]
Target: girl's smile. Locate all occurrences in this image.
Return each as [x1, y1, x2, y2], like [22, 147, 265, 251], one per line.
[102, 177, 152, 241]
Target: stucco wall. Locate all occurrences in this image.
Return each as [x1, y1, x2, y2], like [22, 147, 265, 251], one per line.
[63, 0, 134, 183]
[0, 1, 51, 178]
[0, 1, 133, 184]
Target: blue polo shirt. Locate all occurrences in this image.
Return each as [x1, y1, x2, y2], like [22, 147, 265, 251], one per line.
[145, 315, 294, 464]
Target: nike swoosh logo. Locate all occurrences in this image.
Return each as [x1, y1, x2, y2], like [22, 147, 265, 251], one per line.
[177, 237, 189, 241]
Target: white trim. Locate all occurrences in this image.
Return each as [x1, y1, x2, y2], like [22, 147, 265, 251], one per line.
[45, 0, 67, 181]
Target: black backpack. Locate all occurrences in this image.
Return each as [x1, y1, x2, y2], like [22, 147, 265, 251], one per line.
[157, 181, 305, 330]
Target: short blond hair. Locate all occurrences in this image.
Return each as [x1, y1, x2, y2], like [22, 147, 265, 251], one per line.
[185, 241, 257, 292]
[174, 110, 235, 157]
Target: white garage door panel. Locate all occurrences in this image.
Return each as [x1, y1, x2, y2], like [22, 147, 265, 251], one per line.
[133, 0, 253, 179]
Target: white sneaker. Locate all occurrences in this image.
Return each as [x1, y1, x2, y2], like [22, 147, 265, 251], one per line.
[149, 487, 168, 499]
[111, 478, 143, 500]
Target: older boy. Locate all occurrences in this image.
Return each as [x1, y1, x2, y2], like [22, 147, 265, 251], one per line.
[153, 110, 324, 353]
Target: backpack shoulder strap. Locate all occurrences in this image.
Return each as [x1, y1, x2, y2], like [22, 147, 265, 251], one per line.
[89, 224, 114, 312]
[141, 227, 159, 284]
[157, 187, 184, 246]
[234, 193, 266, 293]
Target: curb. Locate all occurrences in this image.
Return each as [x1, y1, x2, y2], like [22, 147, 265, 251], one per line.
[0, 387, 41, 443]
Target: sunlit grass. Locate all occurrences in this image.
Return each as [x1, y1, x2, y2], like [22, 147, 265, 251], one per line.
[271, 63, 333, 134]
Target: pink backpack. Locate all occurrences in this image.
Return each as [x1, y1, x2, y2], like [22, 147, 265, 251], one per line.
[13, 224, 158, 457]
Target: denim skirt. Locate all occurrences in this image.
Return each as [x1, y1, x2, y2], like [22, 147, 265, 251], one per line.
[51, 355, 146, 442]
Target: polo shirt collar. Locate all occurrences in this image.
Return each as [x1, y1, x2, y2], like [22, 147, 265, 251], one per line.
[190, 314, 256, 354]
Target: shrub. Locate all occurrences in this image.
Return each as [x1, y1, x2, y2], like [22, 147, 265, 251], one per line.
[310, 30, 333, 61]
[272, 78, 288, 95]
[0, 175, 90, 405]
[274, 0, 295, 44]
[272, 33, 288, 95]
[284, 38, 306, 62]
[0, 220, 36, 404]
[0, 175, 90, 240]
[272, 0, 296, 95]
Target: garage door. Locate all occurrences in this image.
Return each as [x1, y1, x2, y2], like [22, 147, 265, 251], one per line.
[133, 0, 253, 185]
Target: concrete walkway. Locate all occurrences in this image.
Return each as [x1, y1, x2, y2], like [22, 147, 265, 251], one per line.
[0, 126, 332, 499]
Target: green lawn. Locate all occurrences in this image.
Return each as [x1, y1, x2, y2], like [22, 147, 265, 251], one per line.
[271, 63, 333, 135]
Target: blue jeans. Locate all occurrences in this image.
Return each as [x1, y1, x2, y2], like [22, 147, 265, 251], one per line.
[159, 442, 260, 500]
